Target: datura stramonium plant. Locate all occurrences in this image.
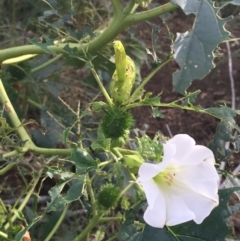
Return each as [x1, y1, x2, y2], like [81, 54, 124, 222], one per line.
[137, 134, 219, 228]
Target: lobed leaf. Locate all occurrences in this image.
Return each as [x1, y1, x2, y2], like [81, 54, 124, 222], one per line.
[69, 147, 97, 174]
[28, 35, 56, 55]
[171, 0, 230, 94]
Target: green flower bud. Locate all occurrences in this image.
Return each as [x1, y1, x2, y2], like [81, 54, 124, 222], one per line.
[109, 41, 136, 104]
[97, 183, 121, 209]
[121, 153, 144, 174]
[101, 105, 133, 139]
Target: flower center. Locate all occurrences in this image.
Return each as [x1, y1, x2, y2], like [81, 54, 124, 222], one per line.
[153, 169, 176, 186]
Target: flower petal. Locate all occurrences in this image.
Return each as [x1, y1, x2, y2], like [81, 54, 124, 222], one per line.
[168, 134, 195, 162]
[160, 142, 176, 168]
[175, 145, 215, 166]
[139, 179, 160, 208]
[143, 191, 167, 228]
[164, 193, 195, 226]
[138, 163, 162, 182]
[170, 185, 218, 224]
[174, 163, 219, 201]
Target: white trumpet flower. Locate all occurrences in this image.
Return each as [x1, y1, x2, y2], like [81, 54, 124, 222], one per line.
[137, 134, 219, 228]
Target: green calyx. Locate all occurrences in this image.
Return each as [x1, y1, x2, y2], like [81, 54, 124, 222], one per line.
[101, 105, 133, 139]
[121, 153, 144, 174]
[97, 183, 121, 209]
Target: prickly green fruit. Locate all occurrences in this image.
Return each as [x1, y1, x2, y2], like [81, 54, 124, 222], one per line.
[97, 183, 121, 209]
[101, 105, 133, 139]
[109, 41, 136, 104]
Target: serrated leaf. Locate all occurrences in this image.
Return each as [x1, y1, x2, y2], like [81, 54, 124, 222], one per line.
[141, 92, 161, 106]
[137, 134, 163, 161]
[182, 90, 201, 107]
[69, 147, 97, 174]
[209, 120, 233, 160]
[119, 202, 146, 241]
[91, 101, 108, 112]
[151, 107, 164, 119]
[28, 35, 56, 55]
[204, 106, 240, 160]
[204, 106, 237, 119]
[137, 188, 239, 241]
[65, 177, 84, 201]
[46, 176, 84, 212]
[171, 0, 230, 94]
[46, 167, 74, 180]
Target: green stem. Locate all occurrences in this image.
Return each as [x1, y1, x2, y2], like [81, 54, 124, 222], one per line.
[32, 146, 72, 156]
[0, 3, 178, 62]
[124, 2, 178, 25]
[105, 233, 119, 241]
[0, 231, 8, 239]
[110, 0, 122, 15]
[90, 62, 113, 105]
[43, 204, 69, 241]
[0, 162, 17, 176]
[4, 170, 42, 229]
[98, 160, 114, 168]
[72, 214, 102, 241]
[31, 54, 63, 74]
[0, 78, 33, 144]
[128, 55, 173, 103]
[86, 174, 97, 216]
[99, 216, 123, 222]
[119, 182, 134, 198]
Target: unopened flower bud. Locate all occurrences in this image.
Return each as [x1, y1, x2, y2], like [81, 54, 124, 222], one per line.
[109, 41, 136, 104]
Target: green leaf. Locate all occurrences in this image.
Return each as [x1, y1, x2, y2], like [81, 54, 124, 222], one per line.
[171, 0, 230, 94]
[204, 106, 240, 161]
[137, 134, 163, 161]
[119, 202, 146, 241]
[28, 35, 56, 55]
[181, 90, 201, 107]
[62, 127, 71, 144]
[141, 92, 161, 106]
[137, 188, 239, 241]
[204, 106, 237, 119]
[91, 101, 108, 112]
[69, 147, 97, 174]
[65, 177, 84, 201]
[151, 107, 164, 119]
[46, 176, 85, 212]
[46, 167, 75, 180]
[209, 120, 232, 160]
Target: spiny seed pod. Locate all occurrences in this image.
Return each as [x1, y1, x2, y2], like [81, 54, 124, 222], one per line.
[109, 41, 136, 104]
[101, 105, 133, 139]
[97, 183, 121, 209]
